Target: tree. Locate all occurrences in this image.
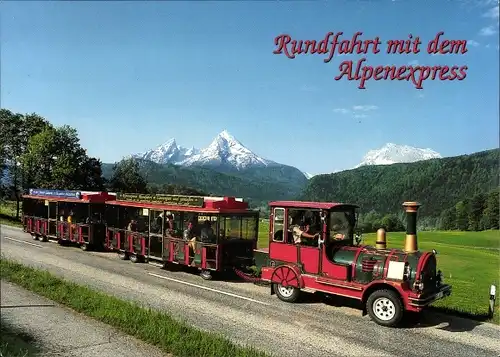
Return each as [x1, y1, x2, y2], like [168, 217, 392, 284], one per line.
[108, 158, 148, 193]
[358, 210, 383, 233]
[21, 125, 105, 190]
[380, 213, 405, 232]
[455, 200, 470, 231]
[0, 109, 53, 217]
[482, 189, 499, 230]
[468, 193, 486, 231]
[439, 207, 456, 230]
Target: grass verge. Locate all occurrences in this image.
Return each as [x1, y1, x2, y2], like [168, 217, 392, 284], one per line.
[0, 200, 22, 228]
[0, 258, 271, 357]
[0, 318, 40, 357]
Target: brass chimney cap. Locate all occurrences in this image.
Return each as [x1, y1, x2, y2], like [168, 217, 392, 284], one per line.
[402, 201, 421, 207]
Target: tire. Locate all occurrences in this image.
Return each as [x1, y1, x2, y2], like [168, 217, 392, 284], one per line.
[273, 283, 301, 303]
[80, 243, 89, 251]
[39, 236, 47, 242]
[129, 254, 139, 263]
[32, 234, 38, 240]
[366, 289, 404, 327]
[200, 270, 212, 280]
[118, 251, 128, 260]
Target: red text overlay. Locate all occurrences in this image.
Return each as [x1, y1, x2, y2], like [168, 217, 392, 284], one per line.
[273, 31, 469, 89]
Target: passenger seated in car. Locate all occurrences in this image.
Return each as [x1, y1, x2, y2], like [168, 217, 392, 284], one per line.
[289, 215, 319, 244]
[127, 219, 137, 232]
[200, 220, 215, 243]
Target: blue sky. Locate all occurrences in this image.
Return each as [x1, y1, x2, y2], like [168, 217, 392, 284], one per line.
[1, 0, 498, 175]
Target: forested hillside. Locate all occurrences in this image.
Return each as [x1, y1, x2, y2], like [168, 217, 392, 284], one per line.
[301, 148, 499, 218]
[101, 159, 306, 210]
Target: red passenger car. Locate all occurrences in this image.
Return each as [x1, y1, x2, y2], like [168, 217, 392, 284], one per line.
[104, 193, 259, 280]
[22, 189, 116, 250]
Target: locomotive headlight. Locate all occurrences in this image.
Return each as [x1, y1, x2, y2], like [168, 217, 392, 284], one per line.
[413, 280, 424, 291]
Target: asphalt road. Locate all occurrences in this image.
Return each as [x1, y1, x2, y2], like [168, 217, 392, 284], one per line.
[1, 224, 499, 357]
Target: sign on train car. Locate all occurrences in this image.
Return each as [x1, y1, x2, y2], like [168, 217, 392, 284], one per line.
[29, 189, 82, 199]
[116, 193, 204, 207]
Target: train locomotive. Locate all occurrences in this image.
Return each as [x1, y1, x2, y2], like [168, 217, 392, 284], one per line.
[20, 188, 451, 327]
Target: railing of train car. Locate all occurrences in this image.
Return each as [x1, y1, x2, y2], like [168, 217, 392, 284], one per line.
[105, 227, 219, 270]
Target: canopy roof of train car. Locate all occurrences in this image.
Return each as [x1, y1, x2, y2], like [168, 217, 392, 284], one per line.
[269, 201, 359, 210]
[106, 193, 255, 214]
[22, 189, 115, 203]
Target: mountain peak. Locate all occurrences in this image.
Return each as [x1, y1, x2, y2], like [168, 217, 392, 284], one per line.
[134, 130, 275, 170]
[355, 143, 442, 168]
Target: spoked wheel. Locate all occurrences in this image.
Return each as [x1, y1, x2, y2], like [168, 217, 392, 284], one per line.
[80, 243, 89, 251]
[200, 270, 212, 280]
[129, 254, 140, 263]
[39, 235, 47, 242]
[118, 251, 129, 260]
[271, 266, 301, 303]
[366, 289, 404, 327]
[32, 234, 38, 240]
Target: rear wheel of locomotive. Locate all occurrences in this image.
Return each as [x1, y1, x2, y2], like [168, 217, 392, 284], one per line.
[273, 283, 300, 303]
[366, 289, 404, 327]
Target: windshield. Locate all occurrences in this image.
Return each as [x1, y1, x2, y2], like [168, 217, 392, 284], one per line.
[329, 208, 356, 243]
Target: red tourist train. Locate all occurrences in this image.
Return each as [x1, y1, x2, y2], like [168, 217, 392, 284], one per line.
[20, 188, 451, 327]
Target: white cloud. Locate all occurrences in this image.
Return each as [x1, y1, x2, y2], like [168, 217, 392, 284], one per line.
[352, 105, 378, 111]
[300, 85, 318, 92]
[468, 39, 481, 47]
[334, 105, 378, 120]
[408, 59, 419, 65]
[483, 5, 499, 18]
[416, 93, 425, 99]
[479, 25, 498, 36]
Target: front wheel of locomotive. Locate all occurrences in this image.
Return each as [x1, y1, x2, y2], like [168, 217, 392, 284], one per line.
[273, 283, 300, 303]
[366, 289, 404, 327]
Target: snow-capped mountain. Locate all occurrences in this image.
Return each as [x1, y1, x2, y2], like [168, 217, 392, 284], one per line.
[136, 138, 199, 164]
[354, 143, 442, 168]
[134, 130, 275, 170]
[182, 130, 273, 169]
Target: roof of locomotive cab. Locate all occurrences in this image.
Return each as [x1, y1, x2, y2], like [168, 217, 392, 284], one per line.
[22, 189, 116, 203]
[269, 200, 359, 210]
